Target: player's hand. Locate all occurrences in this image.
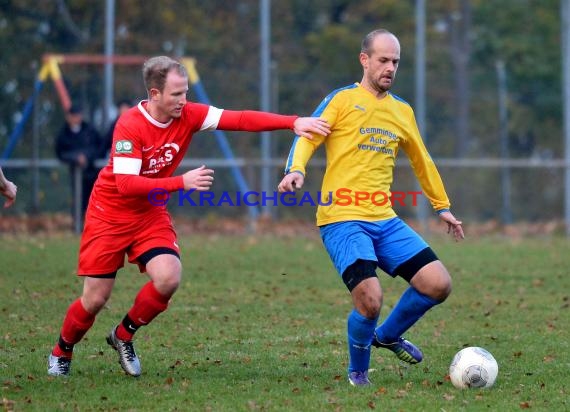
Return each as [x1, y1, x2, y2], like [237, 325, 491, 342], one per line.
[278, 172, 304, 192]
[77, 153, 88, 168]
[438, 211, 464, 241]
[182, 165, 214, 191]
[293, 117, 330, 140]
[0, 179, 17, 208]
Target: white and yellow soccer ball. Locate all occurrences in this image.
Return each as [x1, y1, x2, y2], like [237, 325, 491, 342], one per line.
[449, 346, 498, 389]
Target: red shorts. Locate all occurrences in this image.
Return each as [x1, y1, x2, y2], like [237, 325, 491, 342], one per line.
[77, 208, 179, 276]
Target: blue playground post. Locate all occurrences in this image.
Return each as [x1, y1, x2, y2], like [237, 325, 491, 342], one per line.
[190, 79, 260, 220]
[1, 79, 44, 159]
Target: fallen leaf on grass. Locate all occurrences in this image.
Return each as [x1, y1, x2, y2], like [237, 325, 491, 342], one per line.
[2, 398, 15, 412]
[543, 355, 555, 362]
[169, 359, 183, 369]
[374, 387, 387, 395]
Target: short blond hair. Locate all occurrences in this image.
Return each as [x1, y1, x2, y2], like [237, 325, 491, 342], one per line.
[142, 56, 188, 92]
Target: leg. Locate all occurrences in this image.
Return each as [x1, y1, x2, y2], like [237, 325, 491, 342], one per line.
[82, 276, 117, 313]
[58, 276, 115, 351]
[375, 256, 451, 342]
[370, 218, 450, 363]
[48, 276, 115, 376]
[320, 222, 380, 386]
[115, 252, 181, 340]
[108, 252, 181, 377]
[48, 209, 133, 376]
[373, 253, 451, 363]
[343, 260, 381, 386]
[410, 260, 452, 301]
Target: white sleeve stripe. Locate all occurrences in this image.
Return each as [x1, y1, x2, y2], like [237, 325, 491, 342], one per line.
[113, 157, 142, 175]
[200, 106, 223, 131]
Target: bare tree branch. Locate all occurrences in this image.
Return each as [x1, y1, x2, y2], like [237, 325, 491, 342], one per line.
[56, 0, 89, 42]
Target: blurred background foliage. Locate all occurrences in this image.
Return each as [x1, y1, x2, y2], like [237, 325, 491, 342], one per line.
[0, 0, 565, 224]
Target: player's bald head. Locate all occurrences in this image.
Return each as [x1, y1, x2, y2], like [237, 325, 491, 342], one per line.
[361, 29, 399, 56]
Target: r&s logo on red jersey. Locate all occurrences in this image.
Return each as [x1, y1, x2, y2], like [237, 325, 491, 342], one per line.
[143, 143, 180, 175]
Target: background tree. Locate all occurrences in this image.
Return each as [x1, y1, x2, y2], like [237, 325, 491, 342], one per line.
[0, 0, 564, 221]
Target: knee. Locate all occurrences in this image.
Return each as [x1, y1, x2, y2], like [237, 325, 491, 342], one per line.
[361, 295, 382, 318]
[421, 272, 451, 302]
[436, 265, 452, 300]
[433, 276, 452, 302]
[344, 259, 382, 318]
[81, 293, 109, 314]
[154, 272, 181, 297]
[147, 256, 182, 296]
[411, 261, 452, 302]
[352, 280, 383, 319]
[424, 270, 452, 302]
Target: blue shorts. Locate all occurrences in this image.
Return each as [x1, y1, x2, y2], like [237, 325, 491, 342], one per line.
[319, 218, 430, 277]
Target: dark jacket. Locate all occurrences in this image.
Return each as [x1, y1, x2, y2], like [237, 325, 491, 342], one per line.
[55, 121, 103, 173]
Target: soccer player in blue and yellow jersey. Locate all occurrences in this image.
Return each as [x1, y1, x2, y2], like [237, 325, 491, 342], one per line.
[278, 29, 464, 387]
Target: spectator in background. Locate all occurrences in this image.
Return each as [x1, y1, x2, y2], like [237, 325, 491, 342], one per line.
[0, 166, 17, 208]
[102, 99, 133, 158]
[55, 104, 103, 228]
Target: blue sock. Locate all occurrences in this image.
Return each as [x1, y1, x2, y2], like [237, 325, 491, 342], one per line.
[374, 287, 441, 343]
[347, 309, 378, 373]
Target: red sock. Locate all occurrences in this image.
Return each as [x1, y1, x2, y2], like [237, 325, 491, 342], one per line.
[52, 298, 96, 358]
[115, 281, 170, 341]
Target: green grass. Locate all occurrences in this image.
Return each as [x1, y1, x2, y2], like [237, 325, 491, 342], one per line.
[1, 233, 569, 411]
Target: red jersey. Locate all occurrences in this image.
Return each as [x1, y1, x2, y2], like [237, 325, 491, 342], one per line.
[88, 100, 298, 220]
[78, 100, 297, 274]
[89, 101, 208, 218]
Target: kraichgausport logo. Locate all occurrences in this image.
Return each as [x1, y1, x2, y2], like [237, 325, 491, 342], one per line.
[147, 189, 424, 208]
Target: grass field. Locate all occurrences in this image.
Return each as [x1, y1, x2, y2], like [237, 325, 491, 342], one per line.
[1, 232, 568, 411]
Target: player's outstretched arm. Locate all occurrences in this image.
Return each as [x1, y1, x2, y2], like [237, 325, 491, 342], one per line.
[278, 172, 305, 193]
[293, 117, 330, 140]
[438, 210, 464, 241]
[216, 111, 330, 138]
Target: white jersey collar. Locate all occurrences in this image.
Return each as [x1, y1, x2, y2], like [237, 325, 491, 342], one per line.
[137, 100, 174, 128]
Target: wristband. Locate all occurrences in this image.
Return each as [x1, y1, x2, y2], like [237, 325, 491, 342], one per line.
[437, 208, 450, 215]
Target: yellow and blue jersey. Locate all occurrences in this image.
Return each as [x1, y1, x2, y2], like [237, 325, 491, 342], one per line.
[285, 82, 450, 226]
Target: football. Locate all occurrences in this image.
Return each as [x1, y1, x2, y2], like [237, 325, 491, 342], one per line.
[449, 346, 498, 389]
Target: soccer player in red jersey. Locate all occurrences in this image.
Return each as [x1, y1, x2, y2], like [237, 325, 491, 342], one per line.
[47, 56, 330, 377]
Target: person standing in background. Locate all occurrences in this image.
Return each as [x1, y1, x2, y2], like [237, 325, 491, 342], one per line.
[55, 104, 104, 228]
[102, 99, 133, 159]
